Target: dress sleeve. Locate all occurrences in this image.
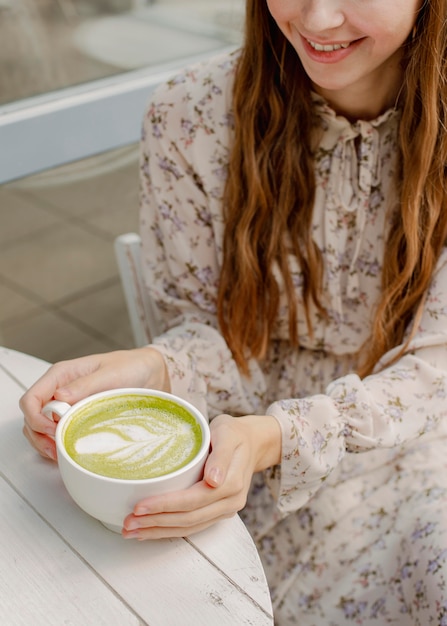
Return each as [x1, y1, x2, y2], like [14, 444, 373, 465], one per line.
[139, 72, 268, 421]
[266, 247, 447, 515]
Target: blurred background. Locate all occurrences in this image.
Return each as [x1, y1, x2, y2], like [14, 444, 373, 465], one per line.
[0, 0, 244, 363]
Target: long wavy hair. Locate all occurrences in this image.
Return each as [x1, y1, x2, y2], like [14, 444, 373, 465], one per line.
[217, 0, 447, 377]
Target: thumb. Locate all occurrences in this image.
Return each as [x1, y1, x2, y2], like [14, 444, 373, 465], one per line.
[203, 414, 236, 488]
[54, 369, 118, 404]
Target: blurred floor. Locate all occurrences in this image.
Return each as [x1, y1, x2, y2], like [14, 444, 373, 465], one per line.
[0, 145, 140, 364]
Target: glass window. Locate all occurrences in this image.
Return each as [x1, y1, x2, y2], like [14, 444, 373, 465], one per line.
[0, 0, 245, 104]
[0, 0, 245, 182]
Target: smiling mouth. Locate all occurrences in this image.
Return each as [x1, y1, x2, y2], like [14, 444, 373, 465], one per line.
[307, 40, 351, 52]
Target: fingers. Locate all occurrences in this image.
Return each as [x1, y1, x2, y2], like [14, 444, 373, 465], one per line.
[19, 348, 170, 465]
[125, 503, 232, 533]
[122, 414, 256, 541]
[203, 414, 242, 488]
[133, 481, 218, 516]
[20, 355, 101, 427]
[53, 367, 117, 404]
[51, 354, 120, 404]
[51, 348, 168, 402]
[19, 366, 62, 434]
[122, 515, 235, 540]
[20, 392, 58, 440]
[20, 350, 138, 437]
[122, 481, 240, 540]
[131, 415, 247, 518]
[22, 423, 57, 461]
[20, 350, 131, 412]
[20, 355, 105, 462]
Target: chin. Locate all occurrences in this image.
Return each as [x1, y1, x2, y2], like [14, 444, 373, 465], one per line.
[310, 73, 361, 96]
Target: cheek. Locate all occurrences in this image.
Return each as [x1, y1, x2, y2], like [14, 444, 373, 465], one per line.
[370, 5, 420, 43]
[356, 10, 415, 51]
[266, 0, 296, 26]
[371, 24, 414, 56]
[266, 0, 299, 49]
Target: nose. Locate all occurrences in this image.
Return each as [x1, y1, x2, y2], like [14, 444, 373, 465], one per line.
[301, 0, 345, 33]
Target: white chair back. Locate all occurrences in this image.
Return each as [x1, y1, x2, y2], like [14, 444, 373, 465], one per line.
[114, 232, 164, 347]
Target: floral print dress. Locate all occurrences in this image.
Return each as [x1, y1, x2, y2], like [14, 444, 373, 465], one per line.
[139, 50, 447, 625]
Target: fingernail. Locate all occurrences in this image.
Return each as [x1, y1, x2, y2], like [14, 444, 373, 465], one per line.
[56, 387, 72, 400]
[134, 505, 152, 515]
[133, 504, 157, 516]
[207, 467, 222, 487]
[124, 519, 140, 531]
[44, 446, 56, 461]
[123, 531, 140, 539]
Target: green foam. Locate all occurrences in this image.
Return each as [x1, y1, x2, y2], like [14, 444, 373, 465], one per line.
[63, 394, 202, 480]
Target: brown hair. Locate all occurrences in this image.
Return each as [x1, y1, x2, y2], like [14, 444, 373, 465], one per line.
[217, 0, 447, 377]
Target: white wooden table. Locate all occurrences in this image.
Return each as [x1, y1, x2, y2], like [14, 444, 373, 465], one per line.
[0, 347, 274, 626]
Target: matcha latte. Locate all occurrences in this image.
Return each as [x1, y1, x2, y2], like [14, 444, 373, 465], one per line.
[63, 394, 203, 480]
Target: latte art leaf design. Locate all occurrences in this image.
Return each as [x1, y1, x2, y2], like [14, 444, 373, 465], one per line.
[76, 416, 193, 465]
[64, 397, 203, 480]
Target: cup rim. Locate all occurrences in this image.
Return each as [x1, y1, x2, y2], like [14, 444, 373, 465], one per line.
[55, 388, 210, 485]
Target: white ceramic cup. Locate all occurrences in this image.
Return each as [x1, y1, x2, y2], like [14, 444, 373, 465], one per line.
[43, 388, 210, 533]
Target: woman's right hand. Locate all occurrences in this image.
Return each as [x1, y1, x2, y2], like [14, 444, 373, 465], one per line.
[19, 347, 170, 461]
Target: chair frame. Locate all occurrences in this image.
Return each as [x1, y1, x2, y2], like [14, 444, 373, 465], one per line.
[114, 232, 163, 347]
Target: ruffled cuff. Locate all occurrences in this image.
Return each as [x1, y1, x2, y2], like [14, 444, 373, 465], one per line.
[264, 394, 347, 516]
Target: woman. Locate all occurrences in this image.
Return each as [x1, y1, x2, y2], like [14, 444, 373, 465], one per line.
[21, 0, 447, 622]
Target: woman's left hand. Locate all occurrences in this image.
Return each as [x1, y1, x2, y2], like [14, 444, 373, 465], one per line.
[122, 413, 281, 539]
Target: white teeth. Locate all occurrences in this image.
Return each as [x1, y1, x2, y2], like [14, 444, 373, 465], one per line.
[308, 40, 350, 52]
